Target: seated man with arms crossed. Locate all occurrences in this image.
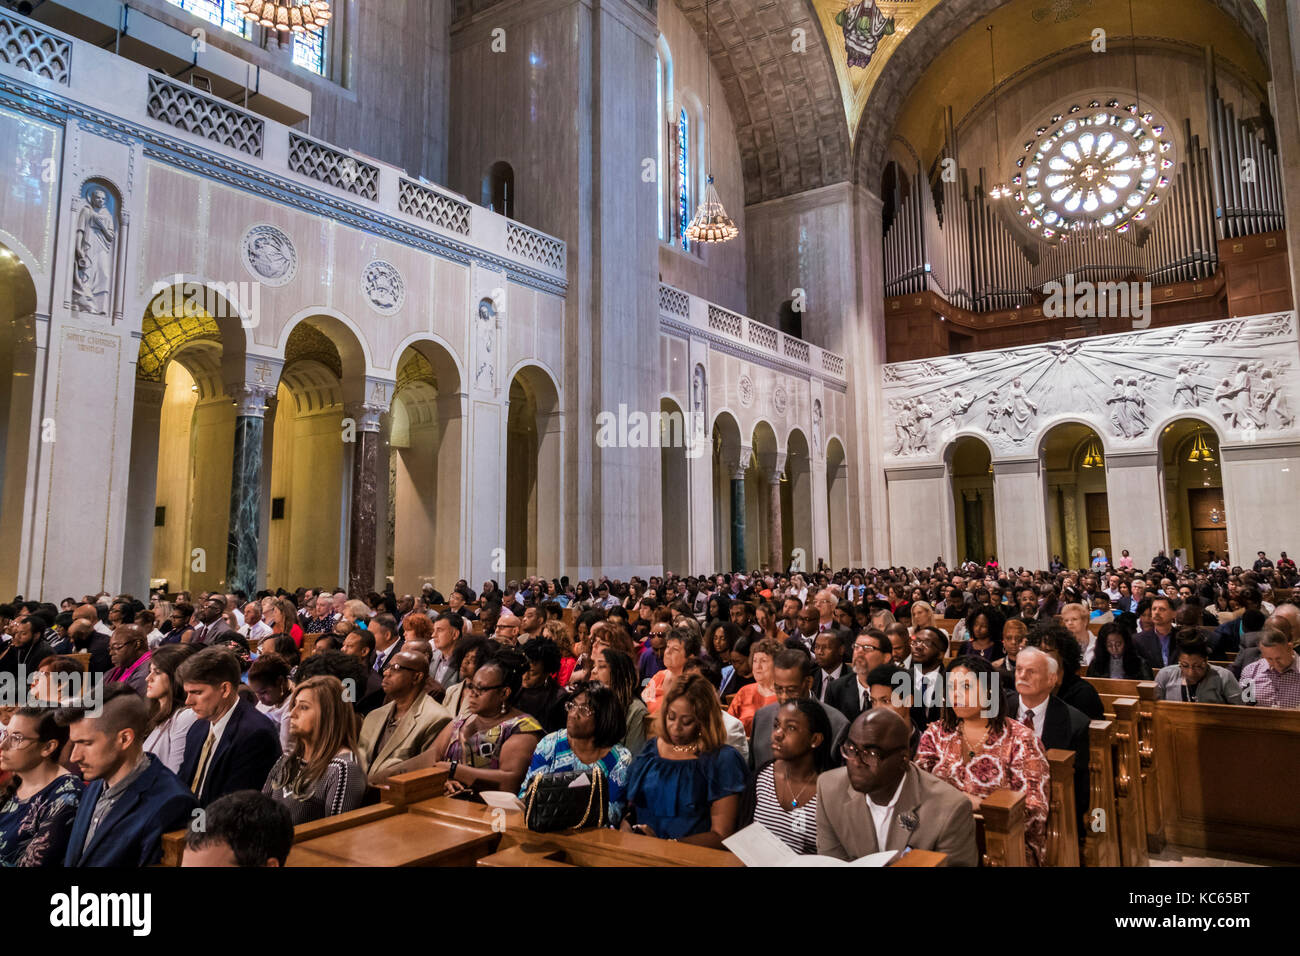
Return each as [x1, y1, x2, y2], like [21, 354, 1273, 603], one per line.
[815, 707, 977, 865]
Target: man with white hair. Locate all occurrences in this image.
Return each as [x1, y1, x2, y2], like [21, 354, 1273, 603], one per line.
[1008, 645, 1090, 832]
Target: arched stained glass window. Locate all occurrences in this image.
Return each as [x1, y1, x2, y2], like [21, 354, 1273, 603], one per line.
[678, 107, 691, 251]
[656, 53, 666, 242]
[293, 27, 328, 76]
[166, 0, 250, 37]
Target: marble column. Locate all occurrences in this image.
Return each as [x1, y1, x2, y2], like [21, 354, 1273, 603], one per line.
[767, 453, 787, 572]
[729, 447, 752, 571]
[225, 384, 275, 598]
[346, 402, 386, 596]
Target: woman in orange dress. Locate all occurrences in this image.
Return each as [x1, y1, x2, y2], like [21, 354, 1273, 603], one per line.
[914, 656, 1050, 865]
[726, 637, 781, 737]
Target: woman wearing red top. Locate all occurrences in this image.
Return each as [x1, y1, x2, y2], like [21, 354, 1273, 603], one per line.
[543, 621, 578, 686]
[264, 596, 305, 649]
[726, 637, 781, 737]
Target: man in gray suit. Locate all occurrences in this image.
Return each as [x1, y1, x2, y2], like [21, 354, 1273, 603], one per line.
[816, 708, 977, 865]
[750, 648, 848, 768]
[356, 648, 451, 784]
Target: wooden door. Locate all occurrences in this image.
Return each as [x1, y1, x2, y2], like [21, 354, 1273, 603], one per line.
[1187, 488, 1228, 566]
[1085, 492, 1111, 559]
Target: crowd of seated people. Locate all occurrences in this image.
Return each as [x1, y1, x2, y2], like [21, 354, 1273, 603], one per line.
[0, 551, 1296, 865]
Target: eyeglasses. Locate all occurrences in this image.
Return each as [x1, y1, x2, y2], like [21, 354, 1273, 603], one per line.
[384, 663, 419, 675]
[466, 682, 506, 696]
[840, 742, 907, 764]
[0, 731, 37, 750]
[564, 700, 593, 716]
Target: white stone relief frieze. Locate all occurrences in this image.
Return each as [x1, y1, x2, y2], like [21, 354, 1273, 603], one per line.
[881, 313, 1300, 461]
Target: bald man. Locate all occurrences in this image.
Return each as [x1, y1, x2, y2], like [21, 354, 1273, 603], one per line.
[105, 625, 152, 696]
[815, 708, 978, 865]
[357, 648, 450, 784]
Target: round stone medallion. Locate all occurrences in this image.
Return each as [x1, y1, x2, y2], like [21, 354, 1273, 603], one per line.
[240, 224, 297, 286]
[363, 260, 405, 315]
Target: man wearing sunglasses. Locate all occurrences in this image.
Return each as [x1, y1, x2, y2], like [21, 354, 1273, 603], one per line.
[357, 648, 450, 786]
[815, 708, 977, 865]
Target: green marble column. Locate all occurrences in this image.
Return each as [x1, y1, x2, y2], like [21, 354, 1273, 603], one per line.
[729, 449, 751, 571]
[226, 385, 274, 597]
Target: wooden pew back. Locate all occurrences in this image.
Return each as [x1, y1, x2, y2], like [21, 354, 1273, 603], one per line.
[1083, 719, 1122, 868]
[1086, 677, 1164, 852]
[1044, 749, 1080, 867]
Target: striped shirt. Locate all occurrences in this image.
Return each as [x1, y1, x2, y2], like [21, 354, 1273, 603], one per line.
[752, 764, 818, 855]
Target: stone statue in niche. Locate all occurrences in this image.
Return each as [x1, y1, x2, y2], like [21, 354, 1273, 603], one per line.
[474, 297, 496, 390]
[692, 363, 707, 440]
[1006, 378, 1038, 442]
[71, 184, 117, 314]
[811, 400, 823, 452]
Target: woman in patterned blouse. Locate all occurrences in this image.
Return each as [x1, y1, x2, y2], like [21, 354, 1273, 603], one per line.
[263, 675, 366, 825]
[0, 707, 84, 866]
[915, 656, 1050, 865]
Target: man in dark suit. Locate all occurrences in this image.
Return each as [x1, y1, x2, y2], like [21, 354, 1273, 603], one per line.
[825, 630, 893, 725]
[816, 708, 977, 865]
[1135, 594, 1179, 672]
[810, 629, 847, 704]
[63, 684, 197, 866]
[1006, 646, 1090, 835]
[177, 646, 281, 807]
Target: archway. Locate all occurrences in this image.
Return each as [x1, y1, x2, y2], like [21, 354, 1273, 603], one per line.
[266, 318, 365, 591]
[711, 412, 742, 571]
[0, 243, 37, 597]
[1160, 418, 1226, 568]
[505, 365, 561, 580]
[826, 437, 850, 569]
[390, 342, 464, 594]
[483, 161, 515, 219]
[1041, 422, 1111, 569]
[751, 420, 779, 571]
[660, 396, 690, 575]
[949, 436, 996, 563]
[124, 283, 247, 596]
[783, 429, 813, 574]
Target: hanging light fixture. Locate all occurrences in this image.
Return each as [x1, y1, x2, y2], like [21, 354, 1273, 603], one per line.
[985, 24, 1011, 200]
[1081, 438, 1104, 469]
[237, 1, 331, 35]
[1187, 430, 1215, 463]
[685, 0, 738, 244]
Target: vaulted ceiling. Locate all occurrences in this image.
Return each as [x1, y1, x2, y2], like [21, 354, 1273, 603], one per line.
[672, 0, 1270, 205]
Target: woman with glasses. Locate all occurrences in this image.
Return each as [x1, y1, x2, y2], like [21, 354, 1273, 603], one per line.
[419, 647, 543, 796]
[0, 708, 83, 866]
[442, 635, 491, 718]
[517, 681, 632, 824]
[914, 656, 1049, 865]
[737, 698, 832, 854]
[262, 675, 366, 825]
[143, 643, 200, 773]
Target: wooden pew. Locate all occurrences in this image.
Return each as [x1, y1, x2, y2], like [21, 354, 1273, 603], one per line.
[1044, 749, 1080, 867]
[1086, 677, 1164, 852]
[974, 790, 1026, 867]
[1154, 700, 1300, 862]
[67, 652, 90, 672]
[1109, 698, 1150, 867]
[1083, 719, 1122, 867]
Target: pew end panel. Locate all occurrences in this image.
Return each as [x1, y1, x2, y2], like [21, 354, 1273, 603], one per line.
[1045, 748, 1080, 867]
[1110, 698, 1150, 867]
[1084, 720, 1122, 868]
[975, 789, 1027, 867]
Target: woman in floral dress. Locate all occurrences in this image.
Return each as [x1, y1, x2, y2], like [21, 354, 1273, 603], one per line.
[914, 656, 1050, 865]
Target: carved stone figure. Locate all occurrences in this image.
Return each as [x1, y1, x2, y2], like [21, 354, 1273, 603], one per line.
[71, 186, 116, 314]
[811, 399, 823, 452]
[985, 391, 1006, 434]
[241, 224, 297, 286]
[1006, 378, 1038, 442]
[1172, 364, 1200, 408]
[475, 297, 496, 390]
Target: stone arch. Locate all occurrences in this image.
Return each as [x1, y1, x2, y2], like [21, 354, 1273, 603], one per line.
[826, 436, 850, 570]
[1040, 420, 1111, 569]
[711, 409, 744, 571]
[1159, 416, 1227, 568]
[783, 427, 814, 574]
[506, 362, 562, 580]
[946, 434, 996, 564]
[661, 395, 690, 575]
[0, 241, 39, 596]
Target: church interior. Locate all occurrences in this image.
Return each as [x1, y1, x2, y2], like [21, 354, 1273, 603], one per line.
[0, 0, 1297, 879]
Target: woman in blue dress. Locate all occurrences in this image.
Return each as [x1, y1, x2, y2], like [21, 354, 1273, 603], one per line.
[622, 673, 747, 849]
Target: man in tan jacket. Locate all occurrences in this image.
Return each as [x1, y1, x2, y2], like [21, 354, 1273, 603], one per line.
[357, 648, 451, 785]
[815, 708, 977, 865]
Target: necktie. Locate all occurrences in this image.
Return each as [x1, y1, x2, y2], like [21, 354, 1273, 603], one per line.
[190, 730, 216, 795]
[1022, 709, 1035, 731]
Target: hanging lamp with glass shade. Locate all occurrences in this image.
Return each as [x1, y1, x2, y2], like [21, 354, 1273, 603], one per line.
[985, 24, 1011, 200]
[1081, 438, 1104, 469]
[685, 0, 738, 245]
[237, 0, 332, 34]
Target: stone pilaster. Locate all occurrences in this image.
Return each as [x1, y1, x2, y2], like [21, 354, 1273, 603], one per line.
[346, 401, 387, 596]
[767, 453, 787, 572]
[729, 446, 752, 572]
[225, 383, 275, 598]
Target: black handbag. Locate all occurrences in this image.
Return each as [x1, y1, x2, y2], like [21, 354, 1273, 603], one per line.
[522, 766, 607, 832]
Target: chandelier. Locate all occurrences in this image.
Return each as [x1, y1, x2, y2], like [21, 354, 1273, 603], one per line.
[685, 0, 738, 244]
[237, 1, 332, 34]
[1187, 430, 1215, 463]
[1080, 439, 1104, 469]
[985, 25, 1011, 200]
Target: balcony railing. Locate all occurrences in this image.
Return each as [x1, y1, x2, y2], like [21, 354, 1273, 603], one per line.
[660, 283, 847, 384]
[0, 9, 566, 282]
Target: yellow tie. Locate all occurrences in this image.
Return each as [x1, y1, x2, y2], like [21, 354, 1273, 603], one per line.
[190, 730, 216, 795]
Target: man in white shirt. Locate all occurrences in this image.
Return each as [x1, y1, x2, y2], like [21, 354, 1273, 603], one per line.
[241, 602, 272, 644]
[1009, 646, 1090, 826]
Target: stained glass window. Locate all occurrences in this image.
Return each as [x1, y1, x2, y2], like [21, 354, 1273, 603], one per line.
[656, 53, 665, 242]
[293, 28, 328, 76]
[165, 0, 250, 38]
[678, 107, 690, 251]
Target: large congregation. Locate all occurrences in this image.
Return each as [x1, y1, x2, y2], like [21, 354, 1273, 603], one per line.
[1, 551, 1297, 867]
